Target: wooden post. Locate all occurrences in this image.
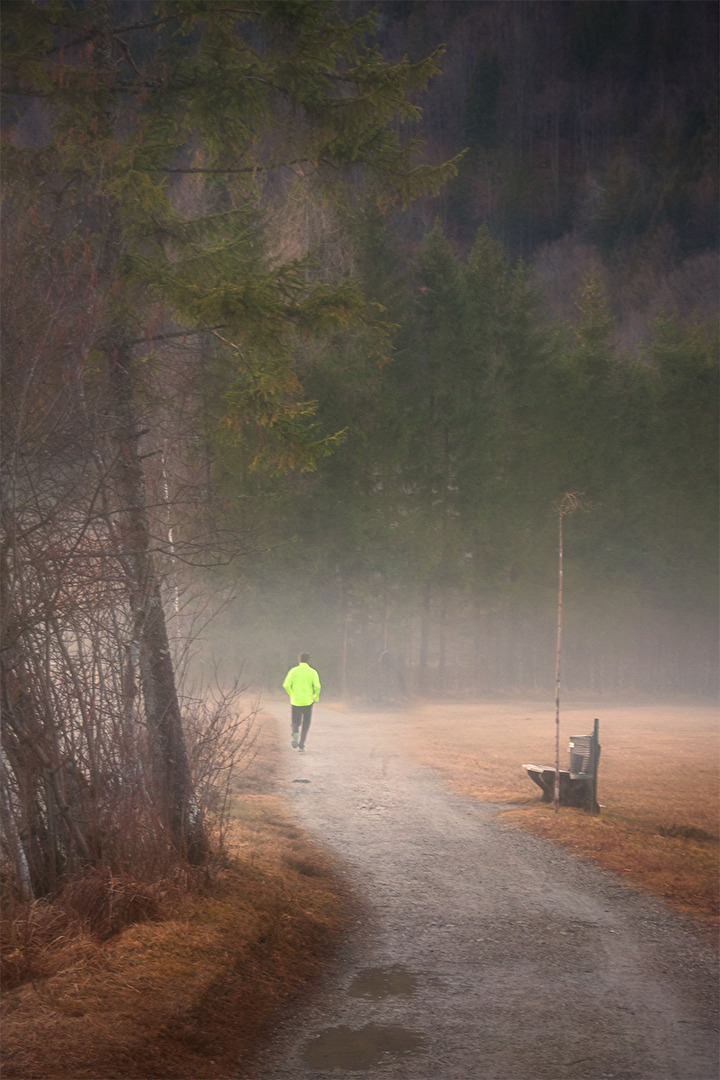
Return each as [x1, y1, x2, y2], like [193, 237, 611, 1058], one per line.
[553, 493, 582, 814]
[554, 507, 563, 814]
[590, 717, 600, 814]
[341, 596, 349, 705]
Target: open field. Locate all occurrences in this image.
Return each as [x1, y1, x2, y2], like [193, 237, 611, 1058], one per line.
[396, 699, 719, 934]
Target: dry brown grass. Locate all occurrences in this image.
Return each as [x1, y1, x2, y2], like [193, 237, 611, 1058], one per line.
[1, 714, 351, 1080]
[400, 699, 719, 936]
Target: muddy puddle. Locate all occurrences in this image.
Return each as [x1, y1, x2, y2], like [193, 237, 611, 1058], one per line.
[347, 964, 417, 999]
[302, 1022, 425, 1070]
[301, 966, 424, 1070]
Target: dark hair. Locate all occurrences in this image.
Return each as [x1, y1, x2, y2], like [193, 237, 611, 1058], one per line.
[299, 652, 310, 663]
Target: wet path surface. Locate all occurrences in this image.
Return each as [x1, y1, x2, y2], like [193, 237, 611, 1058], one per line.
[240, 704, 719, 1080]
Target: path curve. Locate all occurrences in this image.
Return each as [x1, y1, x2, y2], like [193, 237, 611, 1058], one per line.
[240, 704, 718, 1080]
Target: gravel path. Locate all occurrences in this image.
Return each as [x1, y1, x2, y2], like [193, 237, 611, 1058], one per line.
[240, 703, 719, 1080]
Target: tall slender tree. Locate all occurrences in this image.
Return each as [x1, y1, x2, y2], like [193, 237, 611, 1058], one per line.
[1, 0, 458, 876]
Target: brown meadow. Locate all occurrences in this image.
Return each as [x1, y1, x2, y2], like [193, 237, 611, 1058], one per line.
[399, 700, 719, 934]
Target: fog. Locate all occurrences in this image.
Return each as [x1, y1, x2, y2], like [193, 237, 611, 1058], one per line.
[189, 582, 718, 704]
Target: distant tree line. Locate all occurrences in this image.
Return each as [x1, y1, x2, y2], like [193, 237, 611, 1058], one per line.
[375, 0, 718, 263]
[213, 220, 717, 701]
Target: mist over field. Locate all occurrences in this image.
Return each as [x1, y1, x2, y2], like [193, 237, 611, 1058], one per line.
[192, 581, 718, 703]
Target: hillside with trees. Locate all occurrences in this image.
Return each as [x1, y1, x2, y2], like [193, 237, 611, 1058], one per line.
[376, 0, 718, 332]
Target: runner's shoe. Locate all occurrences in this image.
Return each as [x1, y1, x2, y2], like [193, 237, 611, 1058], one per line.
[298, 746, 305, 753]
[291, 733, 299, 748]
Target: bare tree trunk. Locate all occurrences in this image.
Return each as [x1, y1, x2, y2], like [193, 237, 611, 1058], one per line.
[438, 589, 447, 687]
[0, 750, 33, 902]
[86, 12, 198, 854]
[418, 584, 431, 692]
[106, 337, 203, 858]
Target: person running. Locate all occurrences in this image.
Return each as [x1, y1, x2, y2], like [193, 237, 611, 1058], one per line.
[282, 653, 321, 753]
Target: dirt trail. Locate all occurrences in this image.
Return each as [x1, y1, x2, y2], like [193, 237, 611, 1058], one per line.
[240, 703, 718, 1080]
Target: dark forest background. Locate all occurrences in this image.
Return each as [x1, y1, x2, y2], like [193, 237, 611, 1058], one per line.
[206, 0, 718, 700]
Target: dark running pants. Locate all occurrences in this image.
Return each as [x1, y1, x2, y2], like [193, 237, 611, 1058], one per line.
[291, 703, 313, 749]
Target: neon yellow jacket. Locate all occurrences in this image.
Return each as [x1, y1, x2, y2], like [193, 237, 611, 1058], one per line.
[282, 662, 321, 706]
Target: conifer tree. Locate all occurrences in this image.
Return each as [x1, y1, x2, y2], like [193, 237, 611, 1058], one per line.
[1, 0, 457, 870]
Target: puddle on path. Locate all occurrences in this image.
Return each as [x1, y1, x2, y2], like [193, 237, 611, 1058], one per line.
[302, 1023, 425, 1070]
[347, 964, 418, 999]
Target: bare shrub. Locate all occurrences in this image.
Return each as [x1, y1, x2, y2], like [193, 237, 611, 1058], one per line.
[181, 675, 259, 844]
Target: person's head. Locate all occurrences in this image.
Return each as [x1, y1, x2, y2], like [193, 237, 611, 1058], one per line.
[299, 652, 310, 664]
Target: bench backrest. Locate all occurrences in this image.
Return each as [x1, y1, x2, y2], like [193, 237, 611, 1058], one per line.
[568, 733, 597, 775]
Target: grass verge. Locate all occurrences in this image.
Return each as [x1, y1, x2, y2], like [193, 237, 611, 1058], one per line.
[1, 714, 350, 1080]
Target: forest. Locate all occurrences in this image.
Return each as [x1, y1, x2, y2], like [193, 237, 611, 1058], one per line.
[207, 0, 718, 701]
[0, 0, 717, 900]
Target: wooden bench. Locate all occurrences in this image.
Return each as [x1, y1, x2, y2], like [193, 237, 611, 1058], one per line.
[523, 719, 600, 813]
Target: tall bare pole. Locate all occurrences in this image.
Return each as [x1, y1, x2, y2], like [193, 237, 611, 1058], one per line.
[554, 493, 581, 814]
